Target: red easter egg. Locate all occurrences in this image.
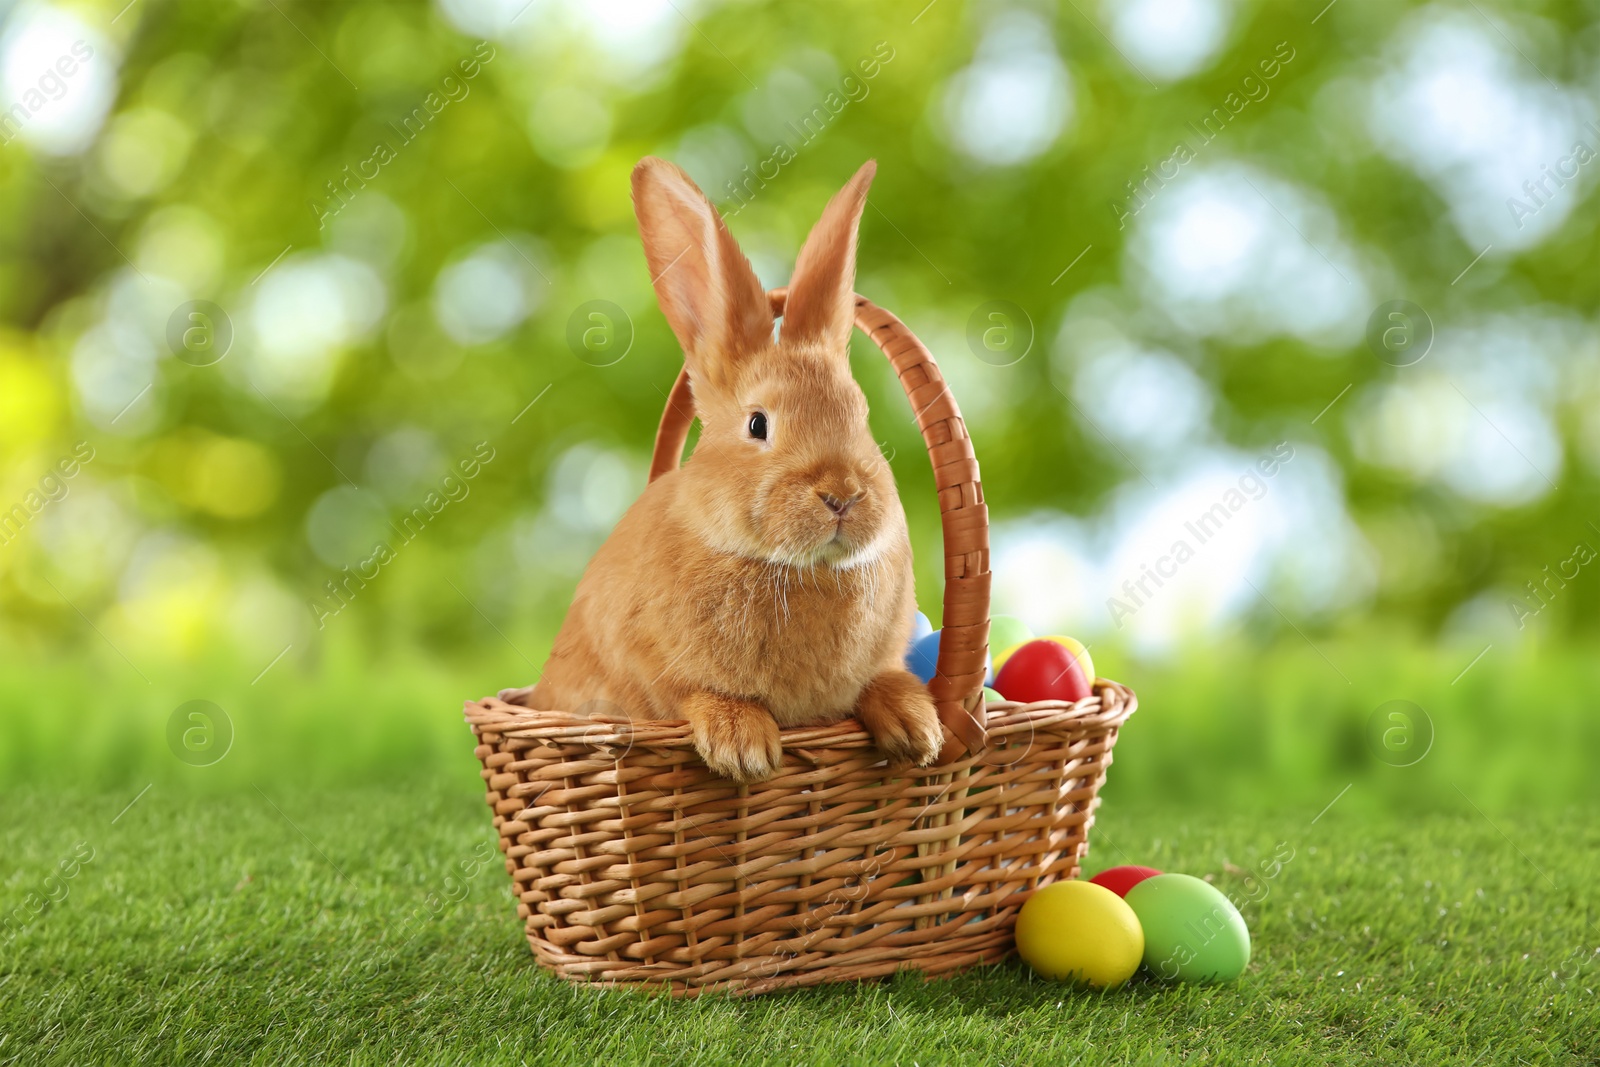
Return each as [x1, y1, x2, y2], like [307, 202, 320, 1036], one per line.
[1089, 865, 1163, 898]
[993, 638, 1094, 704]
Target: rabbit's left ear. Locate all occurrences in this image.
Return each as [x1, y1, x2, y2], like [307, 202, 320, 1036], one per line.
[633, 157, 773, 391]
[782, 160, 876, 352]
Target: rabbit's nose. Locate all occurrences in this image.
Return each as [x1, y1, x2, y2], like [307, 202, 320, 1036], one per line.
[819, 491, 859, 518]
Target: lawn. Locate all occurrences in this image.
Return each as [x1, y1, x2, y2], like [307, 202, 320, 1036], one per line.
[3, 783, 1594, 1065]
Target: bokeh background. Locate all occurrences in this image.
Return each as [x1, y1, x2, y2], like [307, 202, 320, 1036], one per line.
[1, 0, 1597, 811]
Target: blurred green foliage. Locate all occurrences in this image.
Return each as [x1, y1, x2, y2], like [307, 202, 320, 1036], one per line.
[0, 0, 1596, 798]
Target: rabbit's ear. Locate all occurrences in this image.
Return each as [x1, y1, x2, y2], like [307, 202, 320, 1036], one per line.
[632, 157, 772, 390]
[782, 160, 876, 352]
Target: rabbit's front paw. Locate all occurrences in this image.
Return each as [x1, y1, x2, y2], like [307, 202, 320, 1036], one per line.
[682, 692, 784, 783]
[855, 669, 945, 767]
[498, 684, 539, 707]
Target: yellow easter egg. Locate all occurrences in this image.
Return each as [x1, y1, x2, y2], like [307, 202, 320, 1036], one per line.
[1015, 880, 1144, 988]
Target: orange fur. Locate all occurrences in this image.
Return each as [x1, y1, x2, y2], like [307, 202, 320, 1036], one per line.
[517, 157, 943, 781]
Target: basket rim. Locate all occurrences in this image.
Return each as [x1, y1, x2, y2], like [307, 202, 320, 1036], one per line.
[464, 679, 1136, 753]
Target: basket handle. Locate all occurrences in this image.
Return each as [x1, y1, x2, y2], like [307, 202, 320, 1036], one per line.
[648, 289, 990, 754]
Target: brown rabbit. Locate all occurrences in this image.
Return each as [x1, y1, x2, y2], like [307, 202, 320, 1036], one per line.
[505, 157, 944, 782]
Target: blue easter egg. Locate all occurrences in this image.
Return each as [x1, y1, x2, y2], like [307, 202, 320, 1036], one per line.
[907, 630, 941, 683]
[911, 610, 934, 643]
[907, 629, 990, 685]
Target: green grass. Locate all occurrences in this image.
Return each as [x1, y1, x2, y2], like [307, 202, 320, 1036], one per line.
[3, 784, 1595, 1065]
[4, 635, 1594, 1061]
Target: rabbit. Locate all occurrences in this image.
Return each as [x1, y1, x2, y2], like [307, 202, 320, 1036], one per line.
[502, 157, 945, 783]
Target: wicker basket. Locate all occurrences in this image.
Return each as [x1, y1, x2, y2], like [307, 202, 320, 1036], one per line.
[465, 291, 1137, 996]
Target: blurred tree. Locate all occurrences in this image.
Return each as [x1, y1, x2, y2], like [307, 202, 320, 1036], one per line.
[0, 0, 1595, 669]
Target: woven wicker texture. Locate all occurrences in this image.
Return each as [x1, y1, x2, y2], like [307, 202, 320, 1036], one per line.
[467, 684, 1135, 996]
[467, 291, 1137, 994]
[650, 289, 991, 754]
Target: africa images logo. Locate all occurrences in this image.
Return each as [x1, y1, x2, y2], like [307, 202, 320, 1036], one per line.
[1109, 40, 1297, 230]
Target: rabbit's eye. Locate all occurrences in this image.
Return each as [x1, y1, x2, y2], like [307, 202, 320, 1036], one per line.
[747, 412, 768, 441]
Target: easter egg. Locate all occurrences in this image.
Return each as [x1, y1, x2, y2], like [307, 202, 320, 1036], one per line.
[907, 630, 941, 683]
[993, 638, 1094, 704]
[992, 641, 1027, 674]
[995, 636, 1095, 682]
[990, 614, 1033, 649]
[1015, 880, 1144, 988]
[982, 687, 1006, 705]
[986, 617, 1033, 684]
[996, 634, 1096, 688]
[910, 610, 934, 645]
[1125, 873, 1251, 982]
[1042, 635, 1095, 685]
[906, 629, 991, 686]
[1089, 865, 1162, 898]
[987, 615, 1032, 669]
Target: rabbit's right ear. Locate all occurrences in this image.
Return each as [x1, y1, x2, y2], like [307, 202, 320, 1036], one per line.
[782, 160, 875, 353]
[632, 157, 772, 391]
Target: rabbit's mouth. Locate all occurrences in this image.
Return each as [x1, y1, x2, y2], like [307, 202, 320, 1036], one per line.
[754, 525, 885, 574]
[801, 518, 884, 569]
[821, 523, 852, 555]
[744, 473, 888, 568]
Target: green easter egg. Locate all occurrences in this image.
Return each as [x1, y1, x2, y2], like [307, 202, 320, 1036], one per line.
[989, 615, 1033, 655]
[1125, 873, 1250, 982]
[982, 687, 1006, 704]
